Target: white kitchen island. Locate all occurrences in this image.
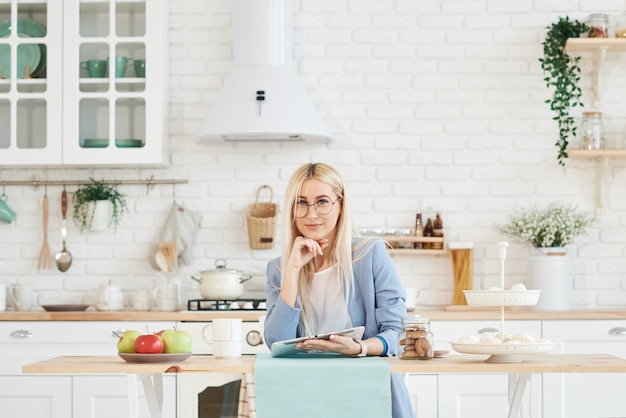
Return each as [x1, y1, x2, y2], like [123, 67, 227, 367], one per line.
[23, 353, 626, 418]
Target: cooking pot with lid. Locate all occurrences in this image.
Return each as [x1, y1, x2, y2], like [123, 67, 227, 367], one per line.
[191, 258, 252, 299]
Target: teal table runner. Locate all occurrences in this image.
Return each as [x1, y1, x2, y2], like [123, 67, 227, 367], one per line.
[254, 352, 391, 418]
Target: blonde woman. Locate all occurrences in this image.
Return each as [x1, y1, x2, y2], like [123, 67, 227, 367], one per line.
[264, 162, 414, 418]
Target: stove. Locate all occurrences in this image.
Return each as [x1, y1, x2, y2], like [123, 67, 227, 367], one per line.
[187, 298, 267, 311]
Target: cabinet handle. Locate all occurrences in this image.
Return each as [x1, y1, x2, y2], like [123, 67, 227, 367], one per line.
[477, 327, 499, 334]
[10, 329, 33, 339]
[608, 327, 626, 336]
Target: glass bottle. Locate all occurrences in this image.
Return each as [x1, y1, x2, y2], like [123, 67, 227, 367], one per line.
[615, 12, 626, 38]
[423, 218, 433, 249]
[432, 213, 443, 249]
[587, 13, 609, 38]
[579, 111, 606, 150]
[413, 213, 423, 249]
[399, 317, 434, 360]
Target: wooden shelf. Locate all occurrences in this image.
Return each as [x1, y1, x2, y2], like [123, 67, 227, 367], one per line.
[381, 235, 448, 255]
[565, 38, 626, 53]
[567, 150, 626, 216]
[565, 38, 626, 107]
[568, 149, 626, 159]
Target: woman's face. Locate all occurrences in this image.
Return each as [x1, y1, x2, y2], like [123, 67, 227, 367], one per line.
[295, 178, 342, 241]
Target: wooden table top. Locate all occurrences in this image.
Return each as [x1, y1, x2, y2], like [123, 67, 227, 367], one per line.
[22, 354, 626, 375]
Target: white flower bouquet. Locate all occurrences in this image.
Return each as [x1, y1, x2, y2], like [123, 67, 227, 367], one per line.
[497, 202, 595, 248]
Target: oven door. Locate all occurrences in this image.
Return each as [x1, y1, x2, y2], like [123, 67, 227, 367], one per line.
[177, 320, 269, 355]
[177, 372, 243, 418]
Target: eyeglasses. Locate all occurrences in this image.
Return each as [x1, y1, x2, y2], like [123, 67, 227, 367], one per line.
[294, 196, 340, 218]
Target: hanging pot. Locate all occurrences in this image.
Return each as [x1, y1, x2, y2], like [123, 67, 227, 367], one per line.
[191, 258, 252, 299]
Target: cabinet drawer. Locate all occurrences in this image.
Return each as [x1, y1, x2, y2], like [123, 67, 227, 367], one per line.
[0, 321, 173, 344]
[542, 319, 626, 341]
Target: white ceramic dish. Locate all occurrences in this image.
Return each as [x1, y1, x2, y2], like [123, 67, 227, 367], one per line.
[451, 342, 555, 363]
[117, 353, 191, 364]
[463, 290, 541, 306]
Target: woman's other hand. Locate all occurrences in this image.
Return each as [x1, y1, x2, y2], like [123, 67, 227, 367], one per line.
[296, 334, 363, 356]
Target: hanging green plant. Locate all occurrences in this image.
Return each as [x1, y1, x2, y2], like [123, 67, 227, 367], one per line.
[539, 16, 589, 166]
[72, 178, 128, 233]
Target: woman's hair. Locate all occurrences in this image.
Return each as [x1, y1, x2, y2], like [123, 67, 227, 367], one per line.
[280, 163, 360, 335]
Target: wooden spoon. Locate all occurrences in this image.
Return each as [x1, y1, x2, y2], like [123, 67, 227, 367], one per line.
[155, 251, 169, 273]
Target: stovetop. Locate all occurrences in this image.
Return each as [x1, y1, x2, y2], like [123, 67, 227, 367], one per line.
[187, 298, 267, 311]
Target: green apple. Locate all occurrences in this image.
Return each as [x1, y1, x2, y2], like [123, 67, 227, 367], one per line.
[117, 330, 141, 353]
[161, 329, 192, 353]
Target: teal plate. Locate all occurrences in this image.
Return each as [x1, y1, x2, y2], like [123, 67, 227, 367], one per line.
[0, 18, 47, 78]
[0, 42, 40, 78]
[116, 139, 143, 148]
[84, 139, 109, 148]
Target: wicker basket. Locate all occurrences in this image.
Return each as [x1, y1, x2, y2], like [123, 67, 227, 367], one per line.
[246, 185, 278, 249]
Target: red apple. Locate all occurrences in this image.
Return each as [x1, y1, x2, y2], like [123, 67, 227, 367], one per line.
[134, 334, 164, 354]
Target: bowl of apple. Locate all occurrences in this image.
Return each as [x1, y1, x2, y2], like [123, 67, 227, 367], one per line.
[116, 327, 192, 363]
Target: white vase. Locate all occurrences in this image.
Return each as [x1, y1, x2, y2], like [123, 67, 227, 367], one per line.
[526, 247, 571, 311]
[89, 200, 113, 231]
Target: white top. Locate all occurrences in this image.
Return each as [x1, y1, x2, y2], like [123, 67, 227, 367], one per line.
[306, 265, 353, 333]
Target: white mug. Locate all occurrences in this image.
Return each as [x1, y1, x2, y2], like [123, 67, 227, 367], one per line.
[212, 318, 242, 342]
[0, 284, 6, 311]
[132, 290, 152, 311]
[156, 298, 178, 312]
[404, 288, 420, 311]
[9, 283, 34, 311]
[213, 340, 242, 358]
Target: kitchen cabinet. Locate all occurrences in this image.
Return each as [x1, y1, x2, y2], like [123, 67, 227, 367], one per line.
[404, 375, 437, 417]
[0, 376, 72, 418]
[542, 319, 626, 418]
[0, 321, 176, 418]
[73, 375, 176, 418]
[0, 0, 168, 166]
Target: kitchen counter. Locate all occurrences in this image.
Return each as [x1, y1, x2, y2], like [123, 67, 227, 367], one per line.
[23, 353, 626, 418]
[22, 353, 626, 374]
[1, 308, 625, 321]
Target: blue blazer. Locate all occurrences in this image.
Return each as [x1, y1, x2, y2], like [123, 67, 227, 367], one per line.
[264, 238, 416, 418]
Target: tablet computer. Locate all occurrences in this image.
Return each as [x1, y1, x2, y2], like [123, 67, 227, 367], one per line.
[270, 326, 365, 358]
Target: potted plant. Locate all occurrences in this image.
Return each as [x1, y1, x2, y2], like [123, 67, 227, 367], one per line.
[496, 201, 595, 249]
[72, 178, 128, 233]
[539, 17, 589, 166]
[496, 201, 595, 310]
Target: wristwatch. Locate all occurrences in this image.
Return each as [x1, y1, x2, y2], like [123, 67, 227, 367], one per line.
[353, 339, 367, 357]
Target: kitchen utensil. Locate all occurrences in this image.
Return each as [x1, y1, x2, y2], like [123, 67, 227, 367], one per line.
[37, 192, 53, 270]
[158, 241, 172, 272]
[55, 189, 72, 272]
[155, 251, 169, 273]
[170, 241, 178, 272]
[190, 258, 252, 299]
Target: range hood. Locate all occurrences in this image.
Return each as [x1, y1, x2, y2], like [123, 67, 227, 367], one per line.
[194, 0, 332, 143]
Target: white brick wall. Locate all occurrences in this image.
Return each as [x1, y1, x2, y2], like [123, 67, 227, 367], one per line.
[1, 0, 626, 310]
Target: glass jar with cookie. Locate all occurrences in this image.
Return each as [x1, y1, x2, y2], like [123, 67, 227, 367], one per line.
[399, 316, 434, 360]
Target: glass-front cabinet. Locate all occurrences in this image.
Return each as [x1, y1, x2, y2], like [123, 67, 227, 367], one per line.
[0, 0, 167, 166]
